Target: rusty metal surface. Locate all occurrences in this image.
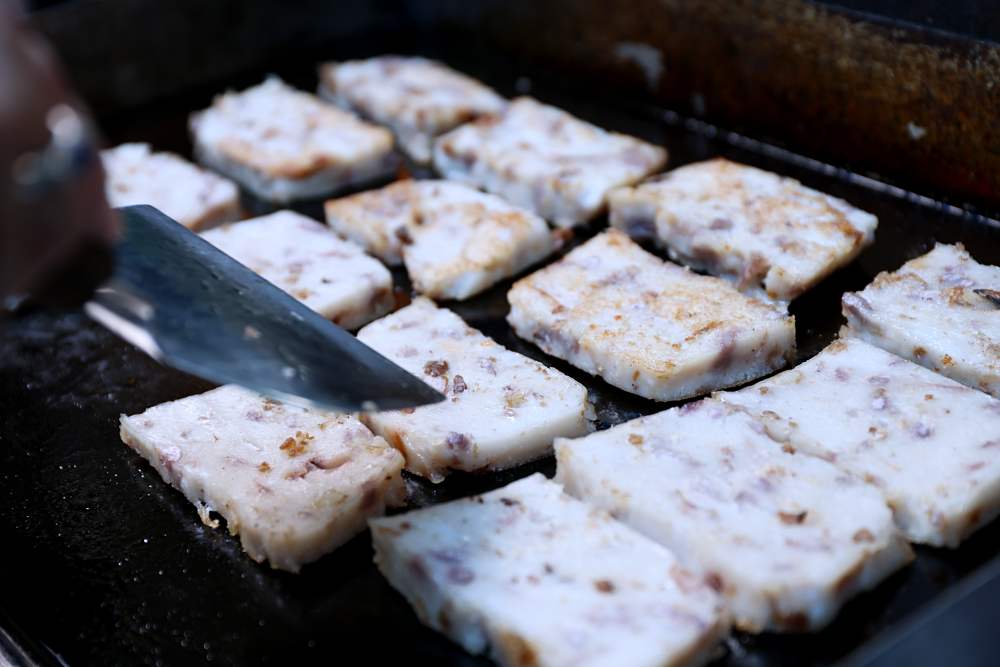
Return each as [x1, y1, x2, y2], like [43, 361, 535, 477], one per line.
[34, 0, 1000, 216]
[32, 1, 1000, 212]
[444, 0, 1000, 214]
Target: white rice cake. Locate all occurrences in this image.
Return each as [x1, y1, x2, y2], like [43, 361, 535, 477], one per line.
[319, 56, 506, 164]
[120, 385, 405, 572]
[370, 473, 727, 667]
[357, 298, 592, 482]
[433, 97, 667, 227]
[324, 180, 556, 300]
[201, 210, 393, 330]
[507, 230, 796, 401]
[608, 159, 878, 301]
[718, 338, 1000, 547]
[101, 143, 241, 231]
[555, 399, 913, 632]
[190, 77, 395, 203]
[842, 243, 1000, 397]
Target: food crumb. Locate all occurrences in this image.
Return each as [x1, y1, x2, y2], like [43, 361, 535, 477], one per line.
[280, 431, 314, 457]
[778, 510, 808, 525]
[853, 528, 875, 543]
[594, 579, 616, 593]
[424, 360, 449, 377]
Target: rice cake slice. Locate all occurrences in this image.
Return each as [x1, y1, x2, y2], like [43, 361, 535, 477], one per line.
[190, 77, 395, 203]
[718, 338, 1000, 547]
[325, 180, 557, 300]
[555, 399, 912, 632]
[842, 243, 1000, 396]
[120, 385, 405, 572]
[507, 229, 796, 401]
[102, 143, 241, 231]
[318, 56, 506, 164]
[433, 97, 667, 227]
[370, 473, 727, 667]
[357, 298, 592, 482]
[608, 158, 877, 300]
[201, 210, 393, 330]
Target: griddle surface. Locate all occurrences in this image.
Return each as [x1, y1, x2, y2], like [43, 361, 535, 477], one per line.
[2, 32, 1000, 667]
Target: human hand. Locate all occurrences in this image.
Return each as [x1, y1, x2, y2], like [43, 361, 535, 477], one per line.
[0, 1, 117, 306]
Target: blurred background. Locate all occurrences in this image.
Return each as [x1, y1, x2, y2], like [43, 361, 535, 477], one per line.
[25, 0, 1000, 218]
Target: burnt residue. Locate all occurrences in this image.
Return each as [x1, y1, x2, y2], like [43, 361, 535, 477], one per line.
[462, 0, 1000, 214]
[35, 0, 1000, 212]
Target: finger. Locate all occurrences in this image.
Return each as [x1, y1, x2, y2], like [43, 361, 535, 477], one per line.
[73, 157, 121, 245]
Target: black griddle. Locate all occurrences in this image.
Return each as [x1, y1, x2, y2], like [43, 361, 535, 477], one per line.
[3, 28, 1000, 667]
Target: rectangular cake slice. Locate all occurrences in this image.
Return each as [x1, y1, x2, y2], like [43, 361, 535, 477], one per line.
[325, 180, 557, 300]
[842, 243, 1000, 396]
[718, 338, 1000, 547]
[201, 210, 393, 330]
[608, 158, 877, 300]
[507, 229, 795, 401]
[190, 77, 396, 203]
[102, 143, 241, 231]
[555, 399, 913, 632]
[318, 56, 506, 164]
[357, 298, 592, 482]
[370, 474, 727, 667]
[433, 97, 667, 227]
[120, 385, 405, 572]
